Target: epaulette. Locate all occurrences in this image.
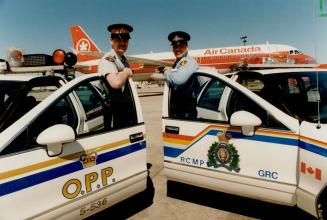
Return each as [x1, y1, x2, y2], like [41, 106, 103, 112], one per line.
[105, 55, 116, 62]
[180, 59, 188, 66]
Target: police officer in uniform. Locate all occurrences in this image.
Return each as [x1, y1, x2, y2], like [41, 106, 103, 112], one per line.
[163, 31, 199, 119]
[98, 23, 136, 129]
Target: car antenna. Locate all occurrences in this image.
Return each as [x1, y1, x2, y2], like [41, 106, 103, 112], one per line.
[313, 6, 321, 129]
[315, 70, 321, 129]
[312, 46, 321, 129]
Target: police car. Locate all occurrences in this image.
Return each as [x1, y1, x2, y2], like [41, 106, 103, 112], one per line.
[0, 49, 150, 219]
[162, 64, 327, 219]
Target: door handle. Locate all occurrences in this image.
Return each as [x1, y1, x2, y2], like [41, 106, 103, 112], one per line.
[130, 132, 144, 143]
[165, 126, 179, 134]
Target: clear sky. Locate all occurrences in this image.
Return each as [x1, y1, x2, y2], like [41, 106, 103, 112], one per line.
[0, 0, 327, 62]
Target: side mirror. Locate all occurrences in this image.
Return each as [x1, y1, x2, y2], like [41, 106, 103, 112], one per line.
[230, 111, 262, 136]
[37, 124, 75, 157]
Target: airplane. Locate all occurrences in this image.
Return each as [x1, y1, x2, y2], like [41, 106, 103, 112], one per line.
[70, 26, 172, 81]
[70, 25, 318, 77]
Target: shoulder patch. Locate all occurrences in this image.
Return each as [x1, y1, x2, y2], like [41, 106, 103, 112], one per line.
[105, 55, 116, 62]
[180, 59, 188, 66]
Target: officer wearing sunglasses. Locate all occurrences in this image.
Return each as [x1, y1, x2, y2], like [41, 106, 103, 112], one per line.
[98, 23, 134, 90]
[98, 23, 135, 129]
[163, 31, 199, 119]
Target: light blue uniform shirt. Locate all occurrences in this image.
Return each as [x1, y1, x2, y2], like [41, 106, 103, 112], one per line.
[164, 53, 199, 87]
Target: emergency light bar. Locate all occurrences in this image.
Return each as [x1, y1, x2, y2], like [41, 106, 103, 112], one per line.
[23, 54, 53, 66]
[23, 50, 77, 67]
[9, 65, 65, 73]
[4, 48, 77, 68]
[1, 48, 77, 79]
[52, 49, 77, 66]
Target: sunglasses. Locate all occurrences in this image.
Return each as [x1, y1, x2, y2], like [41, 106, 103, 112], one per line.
[172, 42, 187, 49]
[111, 33, 130, 41]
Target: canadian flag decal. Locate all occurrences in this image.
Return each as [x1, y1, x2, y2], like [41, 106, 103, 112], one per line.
[301, 162, 321, 181]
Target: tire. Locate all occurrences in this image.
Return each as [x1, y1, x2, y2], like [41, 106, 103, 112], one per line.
[318, 190, 327, 219]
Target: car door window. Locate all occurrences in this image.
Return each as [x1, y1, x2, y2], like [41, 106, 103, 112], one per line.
[74, 78, 138, 134]
[168, 73, 287, 130]
[0, 76, 139, 156]
[237, 72, 311, 121]
[172, 74, 230, 122]
[75, 83, 103, 121]
[74, 80, 107, 132]
[198, 78, 227, 111]
[236, 71, 327, 123]
[226, 88, 287, 130]
[0, 95, 77, 156]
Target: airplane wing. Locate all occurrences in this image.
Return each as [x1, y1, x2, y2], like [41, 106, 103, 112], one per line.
[78, 52, 173, 68]
[79, 51, 105, 57]
[74, 63, 166, 81]
[126, 56, 173, 68]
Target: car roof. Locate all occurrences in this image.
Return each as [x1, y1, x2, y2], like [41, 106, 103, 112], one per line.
[0, 73, 50, 81]
[199, 67, 327, 78]
[250, 68, 327, 75]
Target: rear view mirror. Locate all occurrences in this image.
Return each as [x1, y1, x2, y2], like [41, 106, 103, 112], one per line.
[37, 124, 75, 156]
[230, 111, 262, 136]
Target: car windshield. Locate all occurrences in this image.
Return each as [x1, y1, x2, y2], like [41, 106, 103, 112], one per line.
[238, 71, 327, 123]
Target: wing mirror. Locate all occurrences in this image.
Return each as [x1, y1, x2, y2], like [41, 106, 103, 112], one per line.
[230, 111, 262, 136]
[37, 124, 75, 157]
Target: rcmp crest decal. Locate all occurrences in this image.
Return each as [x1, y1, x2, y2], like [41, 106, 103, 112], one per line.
[207, 131, 240, 172]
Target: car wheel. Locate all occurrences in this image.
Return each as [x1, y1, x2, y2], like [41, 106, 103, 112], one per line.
[318, 190, 327, 219]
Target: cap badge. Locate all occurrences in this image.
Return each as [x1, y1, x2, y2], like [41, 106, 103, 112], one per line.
[112, 28, 129, 34]
[172, 35, 183, 42]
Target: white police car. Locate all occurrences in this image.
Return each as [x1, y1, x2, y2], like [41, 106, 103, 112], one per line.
[162, 65, 327, 219]
[0, 49, 149, 219]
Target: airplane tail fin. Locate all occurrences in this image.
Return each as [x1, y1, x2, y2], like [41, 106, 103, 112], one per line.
[70, 26, 102, 74]
[70, 26, 102, 53]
